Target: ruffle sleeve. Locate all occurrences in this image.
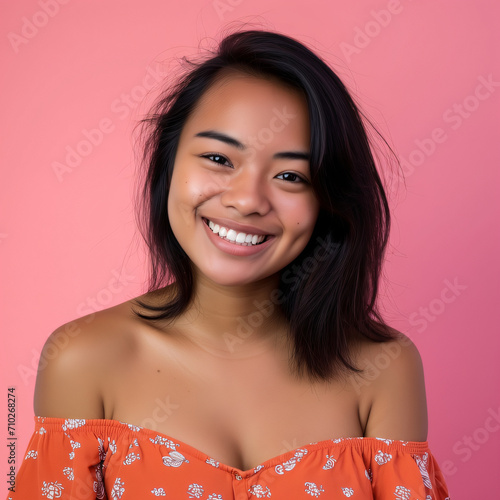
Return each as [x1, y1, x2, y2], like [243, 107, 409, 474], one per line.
[7, 417, 107, 499]
[362, 438, 450, 499]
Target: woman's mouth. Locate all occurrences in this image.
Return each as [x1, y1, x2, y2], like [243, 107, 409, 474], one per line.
[202, 217, 269, 246]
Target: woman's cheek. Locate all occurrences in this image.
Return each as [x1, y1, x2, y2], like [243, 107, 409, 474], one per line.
[190, 172, 231, 206]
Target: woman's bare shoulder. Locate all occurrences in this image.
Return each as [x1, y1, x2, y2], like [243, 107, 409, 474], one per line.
[34, 293, 159, 419]
[350, 328, 429, 442]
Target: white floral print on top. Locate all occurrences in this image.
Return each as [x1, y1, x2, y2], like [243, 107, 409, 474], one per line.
[305, 482, 324, 497]
[62, 466, 74, 480]
[275, 448, 308, 474]
[150, 435, 179, 449]
[162, 450, 189, 467]
[111, 477, 125, 499]
[11, 417, 451, 499]
[187, 483, 204, 498]
[41, 481, 64, 499]
[61, 419, 85, 431]
[248, 484, 271, 498]
[374, 450, 393, 465]
[394, 485, 411, 500]
[416, 452, 433, 489]
[151, 487, 166, 496]
[322, 454, 336, 470]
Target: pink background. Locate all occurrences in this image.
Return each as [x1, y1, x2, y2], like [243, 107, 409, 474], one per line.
[2, 1, 499, 497]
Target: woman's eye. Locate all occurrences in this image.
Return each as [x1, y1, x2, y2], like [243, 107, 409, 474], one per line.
[200, 156, 305, 183]
[276, 172, 305, 183]
[201, 154, 232, 167]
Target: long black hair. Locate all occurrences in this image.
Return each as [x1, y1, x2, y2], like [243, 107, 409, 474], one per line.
[132, 29, 399, 382]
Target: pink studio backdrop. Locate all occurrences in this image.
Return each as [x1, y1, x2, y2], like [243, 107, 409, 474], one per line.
[1, 1, 499, 497]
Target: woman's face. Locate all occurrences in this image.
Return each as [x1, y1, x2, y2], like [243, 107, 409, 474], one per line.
[167, 70, 320, 287]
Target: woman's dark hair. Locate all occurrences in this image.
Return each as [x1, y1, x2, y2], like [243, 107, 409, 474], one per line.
[133, 29, 399, 382]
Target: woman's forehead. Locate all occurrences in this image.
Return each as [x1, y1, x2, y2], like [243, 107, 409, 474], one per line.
[202, 69, 305, 107]
[181, 72, 310, 146]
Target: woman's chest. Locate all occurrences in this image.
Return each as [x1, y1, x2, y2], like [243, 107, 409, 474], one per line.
[103, 334, 364, 471]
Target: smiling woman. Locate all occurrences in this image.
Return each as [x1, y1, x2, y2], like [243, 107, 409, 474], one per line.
[167, 71, 319, 280]
[9, 30, 451, 499]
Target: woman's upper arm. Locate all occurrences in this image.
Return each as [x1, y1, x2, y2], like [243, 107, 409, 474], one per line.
[360, 333, 429, 442]
[34, 316, 105, 418]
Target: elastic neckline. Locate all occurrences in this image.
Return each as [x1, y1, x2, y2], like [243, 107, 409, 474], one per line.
[34, 415, 431, 477]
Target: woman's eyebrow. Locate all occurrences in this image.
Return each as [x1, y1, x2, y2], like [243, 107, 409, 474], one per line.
[194, 130, 310, 160]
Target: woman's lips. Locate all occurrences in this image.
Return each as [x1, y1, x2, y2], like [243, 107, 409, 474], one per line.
[202, 217, 268, 245]
[201, 215, 272, 237]
[201, 216, 275, 256]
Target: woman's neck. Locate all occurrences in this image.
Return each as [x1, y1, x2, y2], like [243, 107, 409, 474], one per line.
[172, 272, 290, 357]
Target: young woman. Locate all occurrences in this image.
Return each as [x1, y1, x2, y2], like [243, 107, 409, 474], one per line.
[9, 30, 450, 499]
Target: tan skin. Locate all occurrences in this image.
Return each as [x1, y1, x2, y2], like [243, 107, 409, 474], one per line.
[34, 71, 428, 472]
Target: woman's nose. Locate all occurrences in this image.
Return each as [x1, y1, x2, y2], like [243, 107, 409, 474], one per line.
[220, 169, 271, 216]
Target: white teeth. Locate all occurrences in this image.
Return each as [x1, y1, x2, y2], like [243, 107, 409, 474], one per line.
[204, 218, 268, 246]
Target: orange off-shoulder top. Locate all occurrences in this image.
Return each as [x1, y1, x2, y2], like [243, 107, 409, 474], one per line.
[7, 416, 451, 499]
